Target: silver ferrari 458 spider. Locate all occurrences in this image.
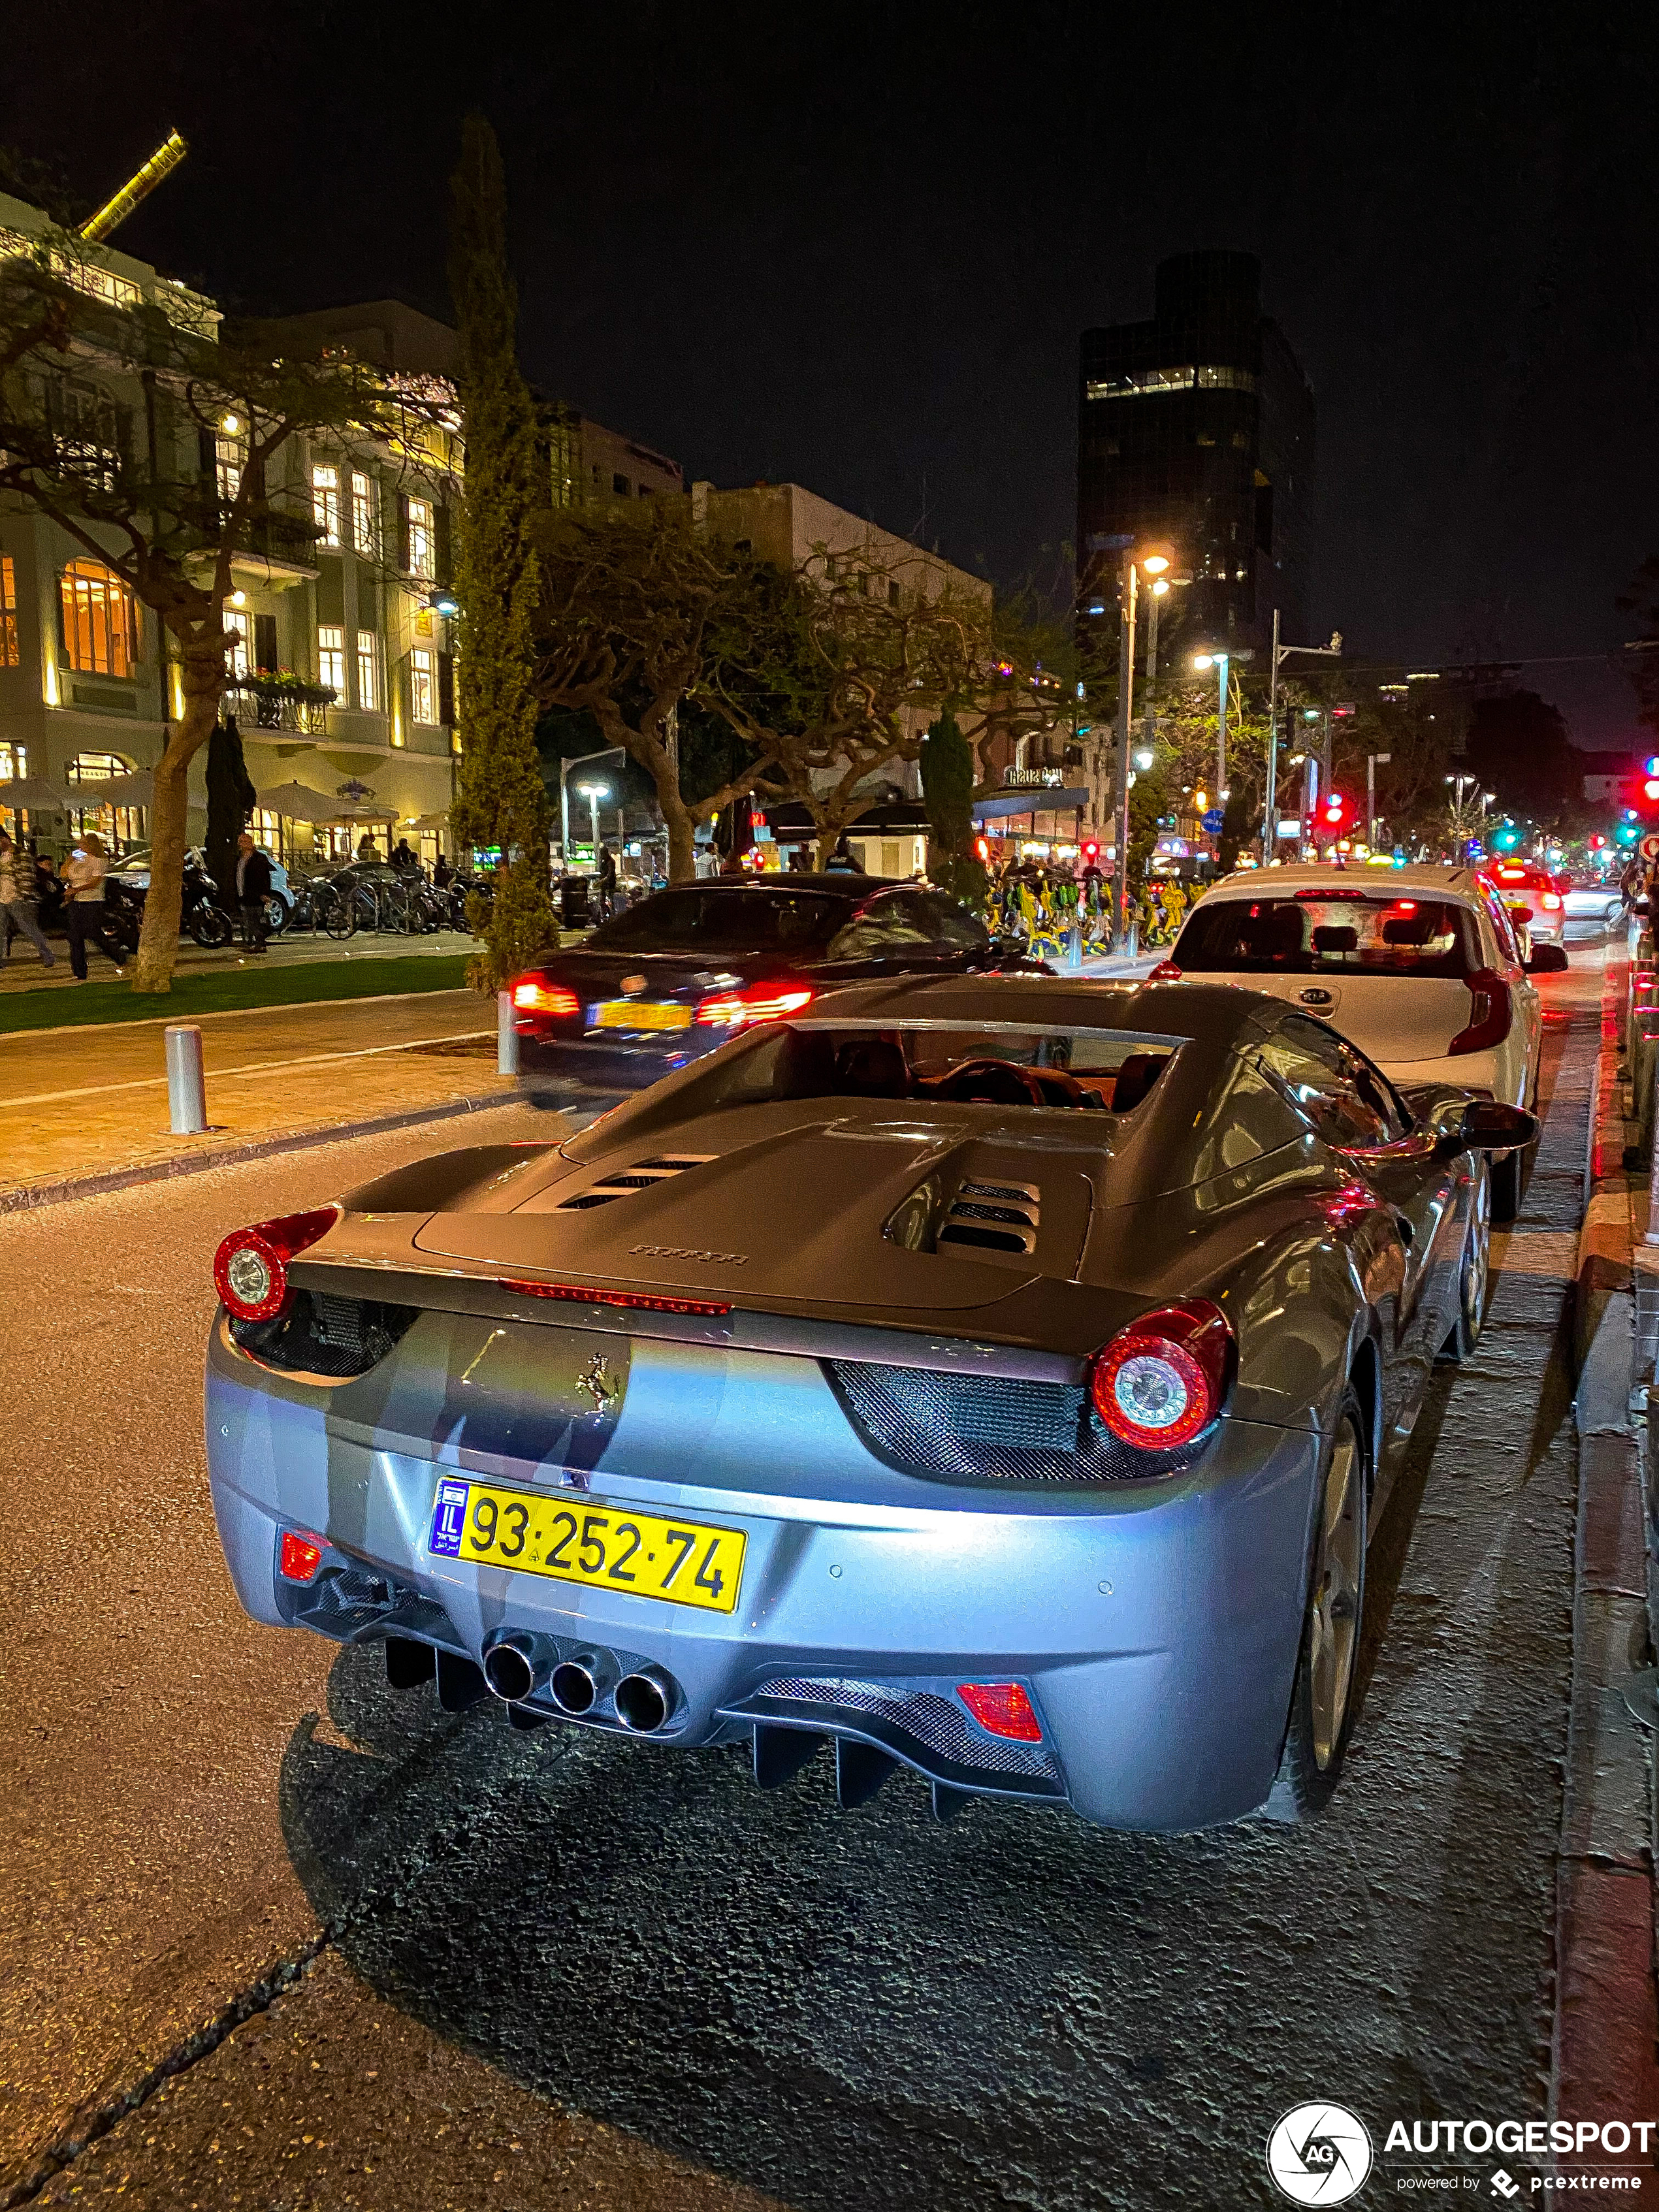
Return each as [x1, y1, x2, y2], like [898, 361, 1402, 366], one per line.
[205, 974, 1532, 1831]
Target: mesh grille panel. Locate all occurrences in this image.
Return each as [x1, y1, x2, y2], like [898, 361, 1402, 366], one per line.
[826, 1360, 1201, 1485]
[231, 1291, 417, 1378]
[763, 1675, 1057, 1779]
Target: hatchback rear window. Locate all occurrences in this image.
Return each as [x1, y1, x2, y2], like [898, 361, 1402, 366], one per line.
[1174, 895, 1478, 979]
[588, 887, 846, 954]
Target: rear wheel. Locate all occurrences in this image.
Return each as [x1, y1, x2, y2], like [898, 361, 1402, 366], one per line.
[1439, 1159, 1491, 1362]
[320, 889, 356, 940]
[264, 893, 289, 936]
[1264, 1390, 1368, 1823]
[187, 903, 233, 948]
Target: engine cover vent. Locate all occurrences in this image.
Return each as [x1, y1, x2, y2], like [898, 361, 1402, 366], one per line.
[938, 1176, 1039, 1255]
[553, 1153, 716, 1211]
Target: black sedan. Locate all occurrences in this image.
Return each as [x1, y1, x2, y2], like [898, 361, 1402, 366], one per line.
[511, 874, 1037, 1100]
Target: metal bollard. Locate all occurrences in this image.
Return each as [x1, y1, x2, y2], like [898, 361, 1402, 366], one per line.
[164, 1023, 208, 1134]
[498, 989, 519, 1076]
[1065, 925, 1082, 971]
[1125, 919, 1139, 961]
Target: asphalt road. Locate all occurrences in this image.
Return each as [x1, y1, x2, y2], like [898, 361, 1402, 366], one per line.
[3, 943, 1604, 2209]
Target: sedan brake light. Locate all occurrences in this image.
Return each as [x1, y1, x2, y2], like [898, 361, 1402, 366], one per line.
[1540, 891, 1562, 911]
[1448, 967, 1512, 1057]
[214, 1206, 339, 1322]
[1148, 959, 1182, 981]
[957, 1682, 1043, 1742]
[1089, 1298, 1234, 1450]
[512, 978, 580, 1018]
[695, 984, 814, 1028]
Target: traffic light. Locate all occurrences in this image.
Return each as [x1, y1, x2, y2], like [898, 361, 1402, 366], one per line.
[1321, 793, 1347, 829]
[1492, 824, 1521, 850]
[1081, 839, 1101, 865]
[1590, 833, 1607, 850]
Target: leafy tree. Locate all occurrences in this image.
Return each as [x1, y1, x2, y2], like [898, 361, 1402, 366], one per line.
[0, 216, 402, 991]
[445, 113, 556, 988]
[920, 712, 985, 907]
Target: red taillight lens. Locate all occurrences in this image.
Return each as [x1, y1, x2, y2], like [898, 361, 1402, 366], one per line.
[1448, 967, 1513, 1057]
[279, 1530, 325, 1582]
[1148, 959, 1182, 982]
[957, 1682, 1043, 1742]
[695, 984, 814, 1028]
[501, 1277, 732, 1317]
[512, 978, 580, 1018]
[214, 1205, 339, 1322]
[1089, 1298, 1233, 1450]
[1541, 891, 1562, 911]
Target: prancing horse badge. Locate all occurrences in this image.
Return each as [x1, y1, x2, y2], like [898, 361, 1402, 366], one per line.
[577, 1354, 619, 1415]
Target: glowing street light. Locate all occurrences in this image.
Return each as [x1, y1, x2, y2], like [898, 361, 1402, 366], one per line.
[576, 780, 609, 858]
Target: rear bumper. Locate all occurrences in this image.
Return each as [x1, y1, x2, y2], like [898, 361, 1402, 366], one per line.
[517, 1028, 722, 1096]
[204, 1320, 1324, 1833]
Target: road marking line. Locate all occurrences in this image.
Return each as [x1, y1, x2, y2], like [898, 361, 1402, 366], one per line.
[0, 1031, 492, 1110]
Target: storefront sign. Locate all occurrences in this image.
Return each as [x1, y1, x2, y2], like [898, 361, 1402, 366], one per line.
[1003, 766, 1065, 790]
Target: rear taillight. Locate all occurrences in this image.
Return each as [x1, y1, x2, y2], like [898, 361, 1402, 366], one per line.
[1541, 891, 1562, 912]
[1148, 959, 1182, 982]
[1089, 1298, 1233, 1450]
[501, 1277, 732, 1317]
[279, 1530, 325, 1582]
[512, 978, 580, 1018]
[957, 1682, 1043, 1741]
[1448, 967, 1512, 1057]
[694, 984, 814, 1028]
[213, 1206, 339, 1322]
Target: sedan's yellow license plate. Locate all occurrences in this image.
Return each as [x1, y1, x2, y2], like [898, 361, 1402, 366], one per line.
[428, 1477, 745, 1613]
[591, 999, 692, 1031]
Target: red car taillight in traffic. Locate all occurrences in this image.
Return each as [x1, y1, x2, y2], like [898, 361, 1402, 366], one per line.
[213, 1206, 339, 1322]
[1448, 967, 1513, 1057]
[1148, 959, 1182, 982]
[512, 978, 581, 1018]
[695, 984, 815, 1028]
[1088, 1298, 1234, 1450]
[1540, 891, 1562, 911]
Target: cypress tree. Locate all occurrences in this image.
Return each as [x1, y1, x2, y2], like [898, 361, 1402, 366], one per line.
[447, 113, 556, 988]
[920, 711, 986, 908]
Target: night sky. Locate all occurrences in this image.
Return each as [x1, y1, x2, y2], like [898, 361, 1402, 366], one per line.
[6, 1, 1657, 743]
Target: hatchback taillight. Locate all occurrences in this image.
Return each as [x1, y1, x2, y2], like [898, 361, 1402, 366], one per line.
[1540, 891, 1562, 912]
[1089, 1299, 1233, 1450]
[1448, 967, 1512, 1057]
[214, 1206, 339, 1322]
[695, 984, 814, 1027]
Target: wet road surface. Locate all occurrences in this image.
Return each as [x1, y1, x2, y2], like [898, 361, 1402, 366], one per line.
[4, 948, 1603, 2208]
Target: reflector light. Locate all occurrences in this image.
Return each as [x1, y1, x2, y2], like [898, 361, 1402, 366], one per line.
[695, 984, 815, 1027]
[502, 1278, 732, 1317]
[214, 1206, 339, 1322]
[512, 978, 580, 1018]
[1089, 1300, 1233, 1451]
[279, 1531, 325, 1582]
[957, 1682, 1044, 1742]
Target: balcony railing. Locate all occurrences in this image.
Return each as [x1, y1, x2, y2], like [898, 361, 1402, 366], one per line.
[223, 681, 332, 736]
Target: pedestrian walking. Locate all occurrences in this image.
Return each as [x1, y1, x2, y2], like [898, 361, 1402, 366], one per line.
[59, 833, 115, 981]
[0, 828, 56, 968]
[234, 832, 272, 954]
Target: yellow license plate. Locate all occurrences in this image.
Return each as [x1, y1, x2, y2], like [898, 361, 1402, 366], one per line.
[427, 1476, 745, 1614]
[592, 999, 692, 1031]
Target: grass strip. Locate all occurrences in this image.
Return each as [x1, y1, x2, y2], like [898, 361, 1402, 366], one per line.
[0, 955, 477, 1035]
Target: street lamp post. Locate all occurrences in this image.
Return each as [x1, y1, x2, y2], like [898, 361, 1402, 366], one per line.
[1112, 562, 1138, 948]
[1366, 750, 1391, 849]
[577, 782, 607, 864]
[1263, 611, 1345, 863]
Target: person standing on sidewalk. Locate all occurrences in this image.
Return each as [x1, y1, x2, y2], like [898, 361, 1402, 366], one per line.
[0, 827, 56, 969]
[60, 833, 114, 982]
[234, 833, 272, 954]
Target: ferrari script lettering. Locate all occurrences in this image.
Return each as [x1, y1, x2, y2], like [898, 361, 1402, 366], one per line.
[630, 1243, 749, 1265]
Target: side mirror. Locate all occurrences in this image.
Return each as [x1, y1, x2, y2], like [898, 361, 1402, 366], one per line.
[1436, 1098, 1538, 1160]
[1528, 944, 1570, 973]
[1506, 903, 1533, 925]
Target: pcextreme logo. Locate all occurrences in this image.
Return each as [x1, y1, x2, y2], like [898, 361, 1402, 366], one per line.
[1266, 2104, 1375, 2204]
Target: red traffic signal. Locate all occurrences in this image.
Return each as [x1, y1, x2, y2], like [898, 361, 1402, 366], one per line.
[1082, 839, 1100, 863]
[1644, 780, 1659, 803]
[1321, 793, 1348, 828]
[1590, 833, 1607, 849]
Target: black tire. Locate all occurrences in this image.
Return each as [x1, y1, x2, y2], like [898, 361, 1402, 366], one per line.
[321, 890, 356, 940]
[1263, 1388, 1368, 1823]
[187, 903, 233, 948]
[1438, 1157, 1491, 1363]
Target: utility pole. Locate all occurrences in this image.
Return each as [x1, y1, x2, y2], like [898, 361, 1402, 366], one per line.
[1263, 614, 1345, 863]
[1366, 750, 1391, 849]
[1112, 556, 1138, 948]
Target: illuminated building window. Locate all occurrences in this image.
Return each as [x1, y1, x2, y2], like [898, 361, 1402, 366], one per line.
[351, 471, 376, 558]
[216, 429, 244, 505]
[356, 630, 380, 712]
[317, 624, 345, 694]
[410, 646, 436, 725]
[406, 496, 434, 580]
[0, 554, 16, 667]
[312, 463, 341, 548]
[61, 560, 137, 677]
[223, 608, 251, 681]
[1084, 364, 1257, 401]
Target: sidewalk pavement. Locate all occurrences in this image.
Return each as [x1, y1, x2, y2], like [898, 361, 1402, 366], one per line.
[0, 991, 514, 1211]
[1555, 924, 1659, 2152]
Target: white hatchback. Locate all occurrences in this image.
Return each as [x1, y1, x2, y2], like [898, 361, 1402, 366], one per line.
[1157, 863, 1545, 1217]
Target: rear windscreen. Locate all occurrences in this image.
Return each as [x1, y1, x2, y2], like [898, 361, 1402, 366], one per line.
[684, 1024, 1180, 1114]
[587, 888, 845, 954]
[1173, 895, 1477, 979]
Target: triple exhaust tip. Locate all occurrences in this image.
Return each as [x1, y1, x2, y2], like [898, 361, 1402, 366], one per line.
[481, 1637, 673, 1733]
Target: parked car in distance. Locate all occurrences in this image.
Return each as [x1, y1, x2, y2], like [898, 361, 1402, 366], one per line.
[112, 844, 292, 934]
[1561, 873, 1625, 927]
[1153, 863, 1545, 1218]
[510, 873, 1040, 1101]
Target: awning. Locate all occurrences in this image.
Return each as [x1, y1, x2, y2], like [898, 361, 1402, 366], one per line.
[67, 769, 155, 807]
[972, 788, 1090, 824]
[256, 781, 345, 821]
[0, 777, 75, 812]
